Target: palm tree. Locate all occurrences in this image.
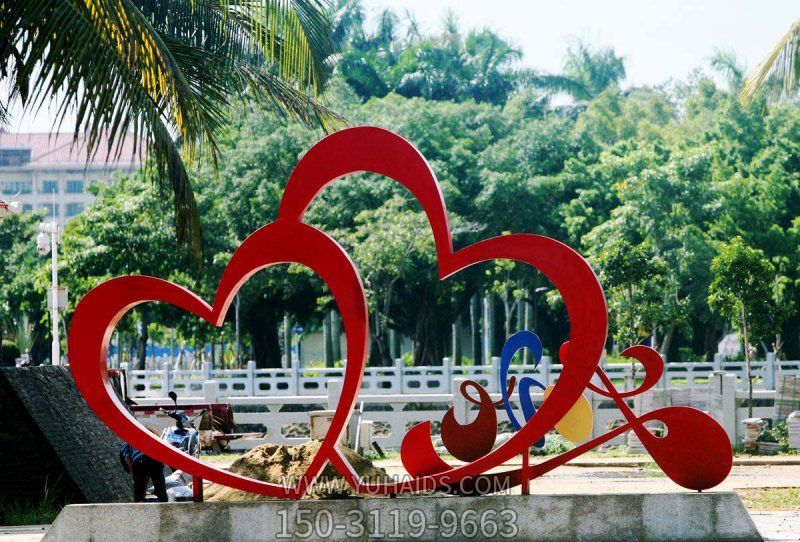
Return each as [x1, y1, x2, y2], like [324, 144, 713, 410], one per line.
[524, 40, 625, 104]
[741, 19, 800, 103]
[0, 1, 340, 259]
[710, 48, 746, 91]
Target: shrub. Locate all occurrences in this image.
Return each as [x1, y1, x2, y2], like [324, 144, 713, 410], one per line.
[0, 341, 21, 367]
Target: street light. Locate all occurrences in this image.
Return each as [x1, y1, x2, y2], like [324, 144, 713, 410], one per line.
[37, 206, 67, 365]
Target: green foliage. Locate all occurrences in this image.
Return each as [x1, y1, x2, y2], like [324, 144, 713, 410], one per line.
[333, 3, 524, 105]
[708, 237, 781, 343]
[10, 10, 800, 368]
[1, 0, 339, 260]
[0, 340, 20, 367]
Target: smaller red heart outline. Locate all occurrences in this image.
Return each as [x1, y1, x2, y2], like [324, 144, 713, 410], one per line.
[68, 221, 368, 498]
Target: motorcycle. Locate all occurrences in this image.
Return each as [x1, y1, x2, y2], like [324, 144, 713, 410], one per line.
[160, 391, 203, 458]
[156, 391, 205, 501]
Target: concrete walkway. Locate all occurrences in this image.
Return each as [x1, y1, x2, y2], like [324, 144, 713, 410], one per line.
[3, 458, 799, 541]
[2, 514, 797, 542]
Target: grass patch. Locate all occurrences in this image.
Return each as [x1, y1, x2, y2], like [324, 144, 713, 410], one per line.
[201, 451, 246, 466]
[738, 487, 800, 511]
[0, 479, 65, 526]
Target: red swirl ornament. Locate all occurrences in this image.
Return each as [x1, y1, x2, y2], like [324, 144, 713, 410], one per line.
[68, 126, 732, 498]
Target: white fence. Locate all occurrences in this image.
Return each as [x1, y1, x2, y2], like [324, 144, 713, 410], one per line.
[131, 371, 792, 453]
[123, 353, 800, 400]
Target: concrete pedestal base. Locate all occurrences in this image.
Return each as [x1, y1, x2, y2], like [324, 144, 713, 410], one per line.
[43, 492, 762, 542]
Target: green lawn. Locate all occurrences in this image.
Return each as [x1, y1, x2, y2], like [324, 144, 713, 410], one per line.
[737, 487, 800, 510]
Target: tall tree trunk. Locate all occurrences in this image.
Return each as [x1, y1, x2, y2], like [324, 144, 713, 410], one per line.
[742, 310, 753, 418]
[470, 294, 481, 365]
[483, 295, 495, 362]
[323, 310, 333, 368]
[412, 304, 444, 366]
[523, 290, 532, 364]
[371, 311, 392, 366]
[135, 309, 149, 370]
[659, 327, 674, 361]
[251, 311, 281, 369]
[451, 305, 462, 366]
[331, 309, 342, 361]
[282, 313, 292, 368]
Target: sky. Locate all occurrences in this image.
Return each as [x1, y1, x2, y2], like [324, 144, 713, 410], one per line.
[362, 0, 799, 86]
[5, 0, 800, 132]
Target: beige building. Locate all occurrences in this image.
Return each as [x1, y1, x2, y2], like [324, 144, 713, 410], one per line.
[0, 133, 141, 225]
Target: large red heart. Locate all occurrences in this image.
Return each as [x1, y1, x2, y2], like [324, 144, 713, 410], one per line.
[69, 126, 608, 498]
[68, 220, 368, 498]
[277, 127, 609, 493]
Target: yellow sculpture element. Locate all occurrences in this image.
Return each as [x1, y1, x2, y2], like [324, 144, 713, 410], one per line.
[544, 386, 593, 442]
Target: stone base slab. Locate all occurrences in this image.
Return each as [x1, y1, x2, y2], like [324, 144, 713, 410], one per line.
[43, 492, 763, 542]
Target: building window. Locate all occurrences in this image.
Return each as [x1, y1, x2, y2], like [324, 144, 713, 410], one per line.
[42, 180, 59, 194]
[40, 203, 60, 217]
[66, 180, 84, 194]
[0, 149, 31, 166]
[66, 203, 84, 217]
[2, 180, 33, 195]
[22, 204, 33, 213]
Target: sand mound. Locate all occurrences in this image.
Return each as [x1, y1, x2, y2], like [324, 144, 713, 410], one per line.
[205, 440, 388, 500]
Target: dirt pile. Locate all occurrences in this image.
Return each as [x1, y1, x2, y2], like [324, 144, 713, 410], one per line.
[205, 440, 388, 500]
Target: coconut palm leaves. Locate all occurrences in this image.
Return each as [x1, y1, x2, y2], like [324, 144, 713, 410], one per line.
[0, 1, 339, 259]
[741, 18, 800, 103]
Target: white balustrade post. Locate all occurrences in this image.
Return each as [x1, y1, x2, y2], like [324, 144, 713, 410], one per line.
[490, 356, 500, 393]
[292, 363, 300, 395]
[707, 371, 737, 444]
[766, 352, 777, 390]
[121, 362, 130, 398]
[588, 389, 599, 440]
[442, 357, 452, 393]
[327, 378, 343, 411]
[452, 377, 469, 424]
[540, 355, 551, 387]
[163, 361, 172, 398]
[203, 379, 219, 403]
[395, 358, 404, 394]
[713, 353, 723, 373]
[247, 360, 256, 395]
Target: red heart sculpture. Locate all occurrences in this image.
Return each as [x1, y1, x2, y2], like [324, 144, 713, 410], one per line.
[68, 221, 368, 498]
[69, 127, 608, 498]
[277, 127, 608, 493]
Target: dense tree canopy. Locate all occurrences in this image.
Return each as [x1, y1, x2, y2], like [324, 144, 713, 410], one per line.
[3, 7, 800, 369]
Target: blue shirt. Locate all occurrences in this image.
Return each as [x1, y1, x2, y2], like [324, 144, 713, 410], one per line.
[120, 443, 145, 463]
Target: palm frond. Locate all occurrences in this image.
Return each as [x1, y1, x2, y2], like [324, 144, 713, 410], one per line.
[0, 0, 340, 262]
[741, 18, 800, 103]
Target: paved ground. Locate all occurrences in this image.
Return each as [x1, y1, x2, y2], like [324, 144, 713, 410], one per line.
[2, 458, 798, 541]
[3, 513, 797, 542]
[2, 513, 797, 541]
[0, 526, 47, 542]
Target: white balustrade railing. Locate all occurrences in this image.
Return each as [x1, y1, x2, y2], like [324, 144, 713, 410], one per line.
[122, 353, 800, 399]
[132, 377, 783, 452]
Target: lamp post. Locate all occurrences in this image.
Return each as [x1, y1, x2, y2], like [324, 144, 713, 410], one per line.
[37, 208, 65, 365]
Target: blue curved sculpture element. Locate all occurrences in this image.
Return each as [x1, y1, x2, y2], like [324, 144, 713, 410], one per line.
[500, 330, 546, 447]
